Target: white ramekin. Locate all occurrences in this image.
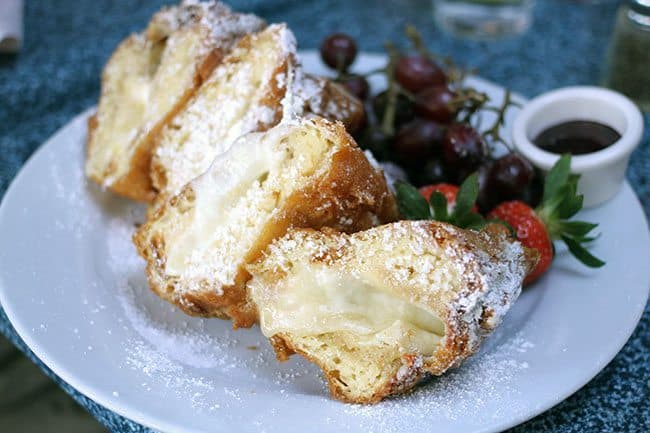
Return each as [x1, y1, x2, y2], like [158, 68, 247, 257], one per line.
[512, 86, 644, 207]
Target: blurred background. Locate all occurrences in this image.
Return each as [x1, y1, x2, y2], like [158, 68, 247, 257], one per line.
[1, 1, 648, 432]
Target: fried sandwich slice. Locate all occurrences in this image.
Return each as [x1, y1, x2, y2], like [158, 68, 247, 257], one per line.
[134, 118, 397, 327]
[86, 1, 264, 201]
[247, 221, 538, 403]
[149, 23, 297, 200]
[149, 24, 365, 202]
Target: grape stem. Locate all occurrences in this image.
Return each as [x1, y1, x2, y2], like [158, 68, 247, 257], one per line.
[398, 87, 416, 102]
[337, 68, 387, 80]
[454, 88, 490, 122]
[335, 53, 346, 78]
[380, 42, 400, 137]
[405, 25, 430, 59]
[482, 90, 517, 150]
[359, 68, 387, 77]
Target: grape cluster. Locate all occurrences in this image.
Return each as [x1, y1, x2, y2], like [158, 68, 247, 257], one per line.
[319, 31, 539, 211]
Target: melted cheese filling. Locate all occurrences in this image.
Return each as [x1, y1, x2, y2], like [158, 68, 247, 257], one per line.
[89, 31, 206, 183]
[87, 38, 154, 182]
[106, 80, 150, 181]
[155, 30, 286, 197]
[164, 124, 334, 290]
[165, 131, 280, 277]
[254, 266, 445, 356]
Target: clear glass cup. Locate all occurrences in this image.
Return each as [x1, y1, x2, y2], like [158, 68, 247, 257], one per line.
[603, 1, 650, 111]
[433, 0, 535, 39]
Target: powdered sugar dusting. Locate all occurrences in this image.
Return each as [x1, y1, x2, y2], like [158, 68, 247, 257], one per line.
[105, 205, 321, 410]
[279, 62, 314, 121]
[151, 0, 265, 49]
[407, 221, 529, 353]
[109, 211, 239, 370]
[153, 23, 294, 197]
[94, 194, 537, 429]
[48, 113, 102, 239]
[363, 150, 408, 193]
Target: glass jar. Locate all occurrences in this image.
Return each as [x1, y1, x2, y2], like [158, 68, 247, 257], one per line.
[604, 0, 650, 111]
[433, 0, 535, 39]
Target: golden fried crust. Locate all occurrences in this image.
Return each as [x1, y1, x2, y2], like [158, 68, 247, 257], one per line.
[270, 333, 424, 404]
[237, 145, 398, 289]
[255, 53, 293, 130]
[86, 113, 99, 157]
[144, 68, 356, 216]
[133, 119, 398, 328]
[109, 46, 226, 202]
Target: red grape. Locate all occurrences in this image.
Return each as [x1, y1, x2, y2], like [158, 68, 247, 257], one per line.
[392, 118, 445, 166]
[320, 33, 357, 71]
[487, 153, 535, 199]
[414, 85, 457, 123]
[358, 128, 390, 160]
[372, 91, 415, 128]
[340, 74, 369, 100]
[415, 158, 447, 186]
[476, 160, 496, 213]
[395, 55, 446, 92]
[477, 154, 537, 212]
[441, 123, 488, 181]
[520, 170, 544, 209]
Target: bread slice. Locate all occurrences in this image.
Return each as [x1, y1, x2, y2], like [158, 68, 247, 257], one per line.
[150, 23, 297, 200]
[246, 221, 538, 403]
[149, 24, 366, 202]
[85, 1, 264, 201]
[133, 118, 398, 328]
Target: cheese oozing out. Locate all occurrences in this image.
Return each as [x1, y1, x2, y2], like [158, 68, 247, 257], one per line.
[152, 24, 295, 197]
[87, 28, 213, 185]
[163, 122, 337, 294]
[86, 36, 156, 183]
[250, 264, 446, 356]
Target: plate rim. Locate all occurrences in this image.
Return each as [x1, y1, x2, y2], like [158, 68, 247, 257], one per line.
[0, 51, 648, 433]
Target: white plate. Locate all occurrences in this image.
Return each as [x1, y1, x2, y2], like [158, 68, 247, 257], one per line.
[0, 52, 649, 433]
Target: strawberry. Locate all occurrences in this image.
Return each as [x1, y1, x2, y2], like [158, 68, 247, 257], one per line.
[488, 155, 604, 284]
[396, 174, 486, 230]
[419, 183, 479, 213]
[488, 201, 553, 284]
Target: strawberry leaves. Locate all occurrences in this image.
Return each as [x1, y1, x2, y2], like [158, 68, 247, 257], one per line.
[429, 191, 450, 220]
[454, 173, 479, 217]
[396, 153, 605, 271]
[562, 236, 606, 267]
[542, 153, 571, 204]
[536, 154, 605, 268]
[394, 182, 430, 220]
[395, 173, 487, 230]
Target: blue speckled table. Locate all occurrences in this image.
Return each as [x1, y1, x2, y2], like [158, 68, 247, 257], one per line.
[1, 0, 648, 432]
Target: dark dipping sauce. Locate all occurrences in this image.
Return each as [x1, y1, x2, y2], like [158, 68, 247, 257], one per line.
[533, 120, 621, 155]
